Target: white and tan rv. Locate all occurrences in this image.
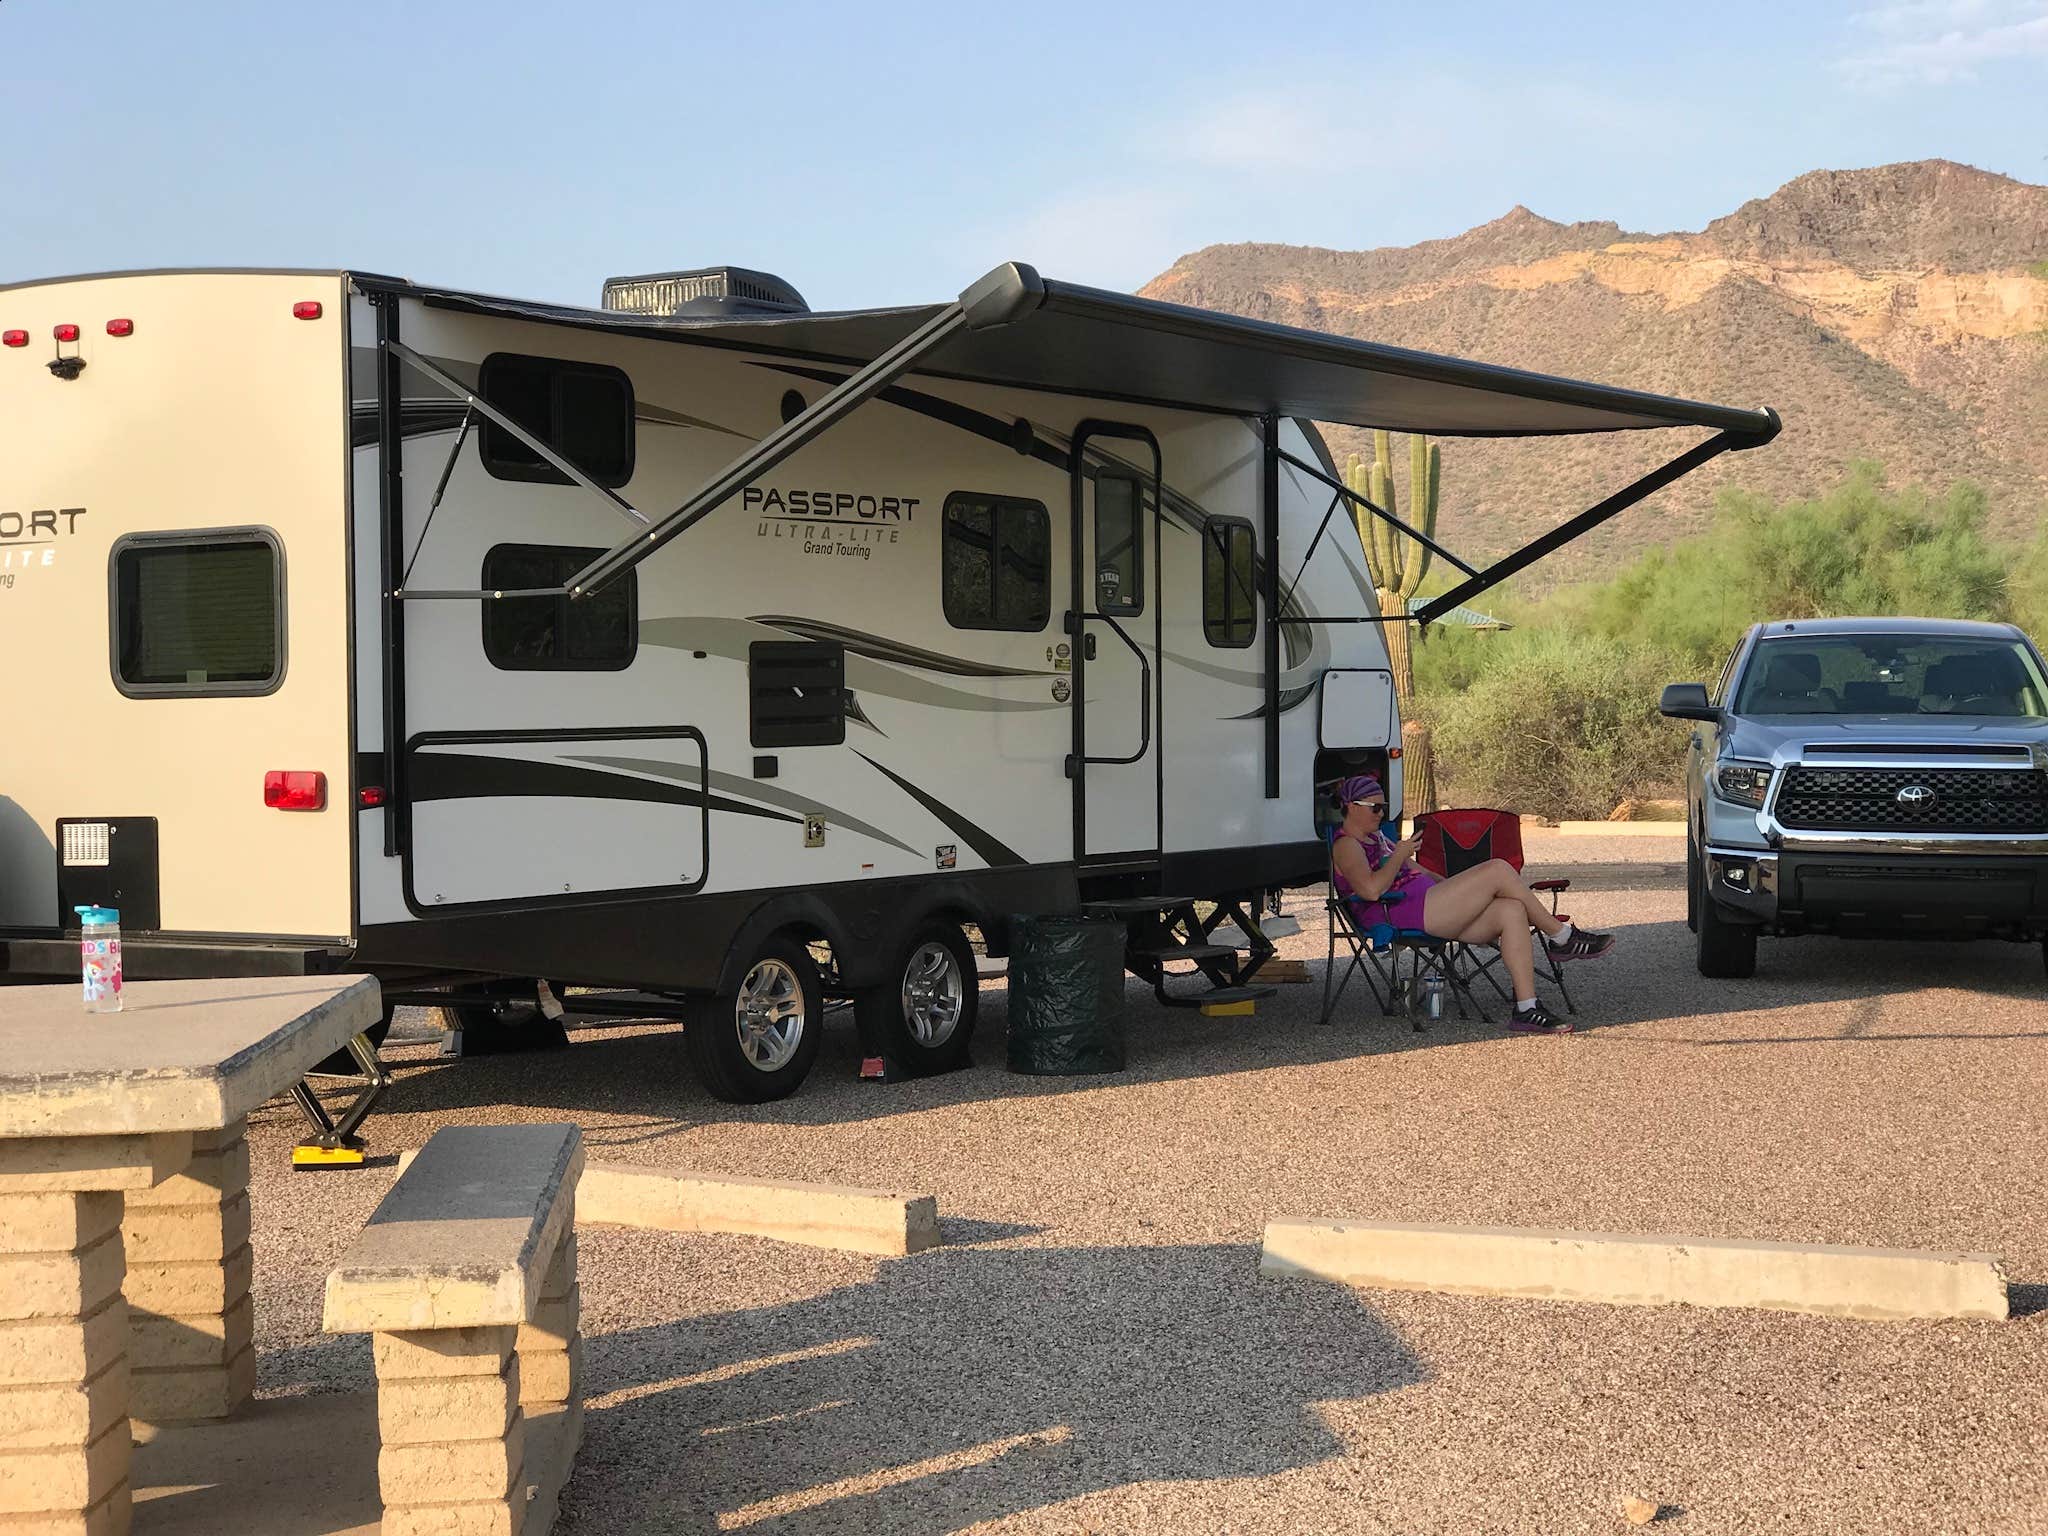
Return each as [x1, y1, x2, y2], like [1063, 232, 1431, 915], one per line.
[0, 261, 1776, 1099]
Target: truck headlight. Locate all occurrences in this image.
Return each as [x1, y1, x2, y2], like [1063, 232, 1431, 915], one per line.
[1714, 761, 1772, 809]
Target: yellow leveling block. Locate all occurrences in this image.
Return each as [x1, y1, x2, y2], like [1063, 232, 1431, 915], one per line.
[1201, 999, 1258, 1017]
[289, 1030, 389, 1171]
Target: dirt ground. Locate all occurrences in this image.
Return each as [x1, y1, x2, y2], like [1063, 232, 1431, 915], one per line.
[244, 870, 2048, 1535]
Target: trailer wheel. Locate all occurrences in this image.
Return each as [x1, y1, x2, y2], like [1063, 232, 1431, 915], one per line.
[855, 922, 978, 1077]
[687, 939, 824, 1103]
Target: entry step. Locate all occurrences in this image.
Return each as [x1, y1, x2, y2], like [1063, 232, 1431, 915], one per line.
[1127, 941, 1238, 963]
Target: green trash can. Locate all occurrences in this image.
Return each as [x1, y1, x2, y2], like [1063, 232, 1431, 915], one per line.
[1006, 914, 1127, 1075]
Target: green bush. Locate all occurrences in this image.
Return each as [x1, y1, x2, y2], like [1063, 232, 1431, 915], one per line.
[1416, 630, 1690, 820]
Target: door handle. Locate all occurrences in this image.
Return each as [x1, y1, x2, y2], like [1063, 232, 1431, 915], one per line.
[1084, 634, 1097, 661]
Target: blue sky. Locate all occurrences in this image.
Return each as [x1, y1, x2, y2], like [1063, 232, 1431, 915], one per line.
[3, 0, 2042, 310]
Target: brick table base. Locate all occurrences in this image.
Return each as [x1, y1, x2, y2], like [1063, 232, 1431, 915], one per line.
[122, 1122, 253, 1422]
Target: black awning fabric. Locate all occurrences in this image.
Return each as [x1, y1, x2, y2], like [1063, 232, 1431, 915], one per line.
[382, 267, 1778, 442]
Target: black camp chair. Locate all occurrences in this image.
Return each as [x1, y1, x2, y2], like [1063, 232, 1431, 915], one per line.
[1318, 806, 1489, 1030]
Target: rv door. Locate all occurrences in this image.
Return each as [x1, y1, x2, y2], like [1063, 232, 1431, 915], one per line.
[1070, 425, 1162, 867]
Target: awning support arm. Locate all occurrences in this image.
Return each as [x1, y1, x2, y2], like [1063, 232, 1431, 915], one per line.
[1275, 447, 1478, 580]
[566, 262, 1044, 598]
[384, 341, 651, 529]
[402, 403, 474, 587]
[1415, 430, 1743, 626]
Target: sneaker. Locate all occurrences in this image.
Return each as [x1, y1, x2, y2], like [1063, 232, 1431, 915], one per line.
[1547, 928, 1615, 962]
[1507, 1004, 1574, 1034]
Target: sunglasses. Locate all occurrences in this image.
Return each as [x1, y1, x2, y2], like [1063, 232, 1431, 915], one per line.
[1352, 800, 1388, 814]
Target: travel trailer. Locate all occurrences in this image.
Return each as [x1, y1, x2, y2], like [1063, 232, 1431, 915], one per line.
[0, 261, 1776, 1100]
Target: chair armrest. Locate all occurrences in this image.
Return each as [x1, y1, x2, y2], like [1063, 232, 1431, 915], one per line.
[1528, 878, 1570, 892]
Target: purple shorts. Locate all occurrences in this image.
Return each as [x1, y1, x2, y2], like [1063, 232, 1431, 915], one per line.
[1347, 881, 1432, 933]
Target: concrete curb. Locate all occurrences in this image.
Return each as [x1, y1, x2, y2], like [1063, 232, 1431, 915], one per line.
[578, 1164, 940, 1257]
[1259, 1218, 2009, 1322]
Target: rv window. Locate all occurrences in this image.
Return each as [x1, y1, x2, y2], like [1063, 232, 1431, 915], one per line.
[942, 494, 1051, 632]
[1202, 517, 1257, 648]
[111, 531, 283, 696]
[481, 545, 636, 670]
[1093, 472, 1144, 616]
[477, 353, 634, 488]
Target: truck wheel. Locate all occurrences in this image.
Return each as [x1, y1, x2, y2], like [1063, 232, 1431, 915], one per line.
[855, 922, 978, 1077]
[1695, 858, 1757, 978]
[687, 939, 824, 1103]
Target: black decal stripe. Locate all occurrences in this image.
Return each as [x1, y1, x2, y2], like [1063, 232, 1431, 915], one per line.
[757, 362, 1073, 475]
[1223, 684, 1319, 721]
[852, 751, 1024, 868]
[410, 752, 801, 824]
[749, 614, 1050, 679]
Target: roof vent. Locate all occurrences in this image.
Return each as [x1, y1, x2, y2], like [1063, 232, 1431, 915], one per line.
[601, 266, 809, 318]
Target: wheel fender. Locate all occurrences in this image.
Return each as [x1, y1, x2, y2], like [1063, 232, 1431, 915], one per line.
[713, 892, 853, 998]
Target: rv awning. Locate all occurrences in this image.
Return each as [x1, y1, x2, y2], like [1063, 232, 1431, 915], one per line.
[387, 267, 1779, 442]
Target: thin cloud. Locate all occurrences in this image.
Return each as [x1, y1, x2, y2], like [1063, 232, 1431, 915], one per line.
[1839, 0, 2048, 85]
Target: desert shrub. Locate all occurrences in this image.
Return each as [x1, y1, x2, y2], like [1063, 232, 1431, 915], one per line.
[1416, 629, 1690, 820]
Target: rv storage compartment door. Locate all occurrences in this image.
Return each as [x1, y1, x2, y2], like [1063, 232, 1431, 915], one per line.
[405, 728, 707, 911]
[1319, 669, 1396, 750]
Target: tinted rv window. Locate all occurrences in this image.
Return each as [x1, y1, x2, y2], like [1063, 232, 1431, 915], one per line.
[112, 531, 283, 695]
[943, 493, 1051, 632]
[1093, 472, 1144, 616]
[1202, 517, 1257, 648]
[481, 545, 636, 670]
[478, 353, 634, 488]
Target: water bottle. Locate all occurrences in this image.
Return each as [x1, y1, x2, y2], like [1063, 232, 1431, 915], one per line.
[1423, 971, 1444, 1022]
[77, 905, 122, 1014]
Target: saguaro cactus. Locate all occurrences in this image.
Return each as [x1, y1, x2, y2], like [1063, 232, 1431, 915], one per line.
[1345, 431, 1442, 811]
[1344, 430, 1440, 704]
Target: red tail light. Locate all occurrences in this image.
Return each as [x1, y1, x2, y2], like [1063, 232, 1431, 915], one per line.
[53, 323, 80, 343]
[106, 318, 134, 337]
[357, 785, 388, 808]
[292, 301, 323, 320]
[264, 770, 327, 811]
[1, 331, 25, 348]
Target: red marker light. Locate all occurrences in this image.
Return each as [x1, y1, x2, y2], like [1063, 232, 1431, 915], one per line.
[357, 785, 388, 809]
[53, 323, 80, 343]
[106, 318, 134, 337]
[1, 331, 25, 348]
[292, 301, 323, 320]
[263, 770, 328, 811]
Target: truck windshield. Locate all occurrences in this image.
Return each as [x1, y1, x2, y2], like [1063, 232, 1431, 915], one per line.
[1734, 635, 2048, 717]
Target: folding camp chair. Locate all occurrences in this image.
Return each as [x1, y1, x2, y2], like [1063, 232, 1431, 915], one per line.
[1412, 808, 1574, 1013]
[1318, 819, 1491, 1029]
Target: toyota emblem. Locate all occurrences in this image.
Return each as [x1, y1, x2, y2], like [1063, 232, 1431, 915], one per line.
[1896, 784, 1936, 809]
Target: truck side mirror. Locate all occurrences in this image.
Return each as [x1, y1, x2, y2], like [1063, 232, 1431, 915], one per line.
[1659, 683, 1719, 722]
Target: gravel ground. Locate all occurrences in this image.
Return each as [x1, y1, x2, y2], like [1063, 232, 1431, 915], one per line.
[244, 883, 2048, 1535]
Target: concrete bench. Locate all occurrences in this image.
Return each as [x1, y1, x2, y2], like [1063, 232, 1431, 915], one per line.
[324, 1124, 585, 1536]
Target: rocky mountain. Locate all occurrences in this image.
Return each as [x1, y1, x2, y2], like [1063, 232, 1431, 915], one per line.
[1141, 161, 2048, 587]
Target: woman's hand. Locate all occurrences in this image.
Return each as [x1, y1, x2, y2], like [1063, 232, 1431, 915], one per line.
[1389, 833, 1424, 868]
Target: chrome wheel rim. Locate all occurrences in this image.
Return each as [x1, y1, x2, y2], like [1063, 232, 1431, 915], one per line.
[901, 942, 964, 1047]
[735, 959, 805, 1072]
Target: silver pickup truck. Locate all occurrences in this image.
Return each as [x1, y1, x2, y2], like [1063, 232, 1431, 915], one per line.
[1660, 617, 2048, 978]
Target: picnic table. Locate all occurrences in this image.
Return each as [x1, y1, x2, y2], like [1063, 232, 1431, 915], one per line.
[0, 974, 380, 1536]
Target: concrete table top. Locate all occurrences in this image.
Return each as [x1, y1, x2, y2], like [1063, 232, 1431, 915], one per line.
[0, 975, 381, 1138]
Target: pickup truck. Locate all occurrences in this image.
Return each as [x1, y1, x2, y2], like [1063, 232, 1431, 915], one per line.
[1660, 617, 2048, 977]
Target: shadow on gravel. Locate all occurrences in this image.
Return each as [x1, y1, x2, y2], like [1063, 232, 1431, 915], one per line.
[361, 911, 2046, 1136]
[564, 1241, 1420, 1535]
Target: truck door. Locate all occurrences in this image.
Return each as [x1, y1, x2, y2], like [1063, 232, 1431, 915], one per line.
[1070, 424, 1162, 869]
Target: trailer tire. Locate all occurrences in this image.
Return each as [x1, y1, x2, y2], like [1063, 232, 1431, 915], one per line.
[687, 939, 824, 1103]
[854, 921, 978, 1077]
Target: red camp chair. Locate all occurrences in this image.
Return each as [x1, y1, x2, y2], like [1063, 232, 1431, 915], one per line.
[1412, 808, 1574, 1013]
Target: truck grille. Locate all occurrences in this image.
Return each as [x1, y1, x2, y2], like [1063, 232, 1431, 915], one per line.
[1776, 766, 2048, 834]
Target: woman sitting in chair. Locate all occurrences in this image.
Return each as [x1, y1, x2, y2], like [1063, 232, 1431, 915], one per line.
[1331, 774, 1612, 1035]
